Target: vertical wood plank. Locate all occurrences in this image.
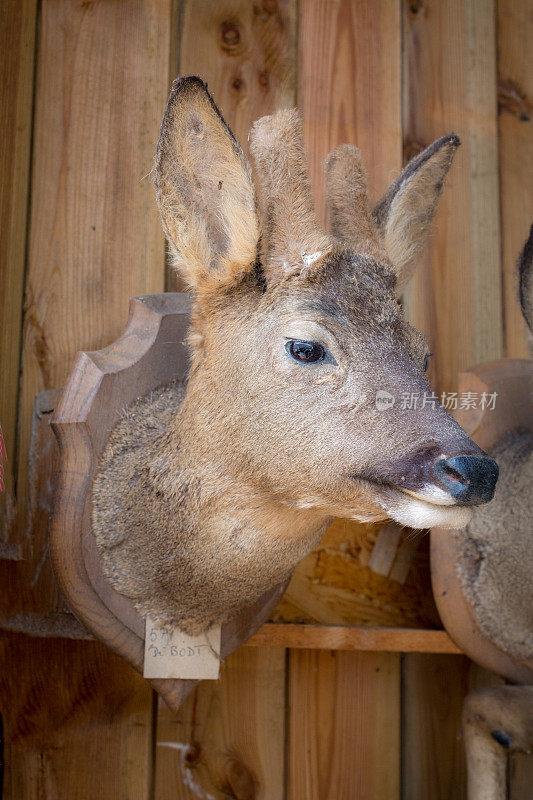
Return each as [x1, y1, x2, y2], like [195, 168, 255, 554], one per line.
[1, 1, 173, 797]
[402, 0, 502, 394]
[401, 655, 501, 800]
[298, 0, 402, 226]
[498, 0, 533, 358]
[288, 651, 400, 800]
[3, 654, 154, 800]
[290, 5, 403, 798]
[0, 0, 37, 556]
[509, 753, 533, 800]
[402, 2, 502, 797]
[155, 648, 287, 800]
[178, 0, 296, 155]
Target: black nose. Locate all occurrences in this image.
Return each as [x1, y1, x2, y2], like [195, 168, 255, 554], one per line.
[434, 455, 499, 505]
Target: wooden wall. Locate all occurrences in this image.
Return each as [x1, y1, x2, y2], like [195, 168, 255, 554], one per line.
[1, 0, 531, 797]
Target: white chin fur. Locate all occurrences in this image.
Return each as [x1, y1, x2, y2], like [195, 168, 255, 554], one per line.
[381, 494, 472, 529]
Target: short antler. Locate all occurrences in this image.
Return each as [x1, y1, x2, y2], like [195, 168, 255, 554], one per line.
[325, 144, 386, 261]
[250, 109, 330, 283]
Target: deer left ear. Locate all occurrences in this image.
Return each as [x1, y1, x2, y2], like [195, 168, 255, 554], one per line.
[373, 134, 460, 293]
[155, 76, 259, 296]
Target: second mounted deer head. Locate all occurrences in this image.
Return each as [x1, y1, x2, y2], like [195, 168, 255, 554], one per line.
[92, 76, 498, 636]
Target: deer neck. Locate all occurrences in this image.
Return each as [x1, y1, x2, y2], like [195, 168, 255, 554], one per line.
[162, 391, 331, 554]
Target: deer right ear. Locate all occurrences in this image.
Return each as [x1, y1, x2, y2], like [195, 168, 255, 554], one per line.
[155, 77, 259, 294]
[373, 134, 460, 293]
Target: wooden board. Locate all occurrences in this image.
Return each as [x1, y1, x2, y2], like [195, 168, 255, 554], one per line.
[1, 637, 154, 800]
[247, 624, 460, 653]
[0, 0, 37, 557]
[274, 518, 441, 628]
[498, 0, 533, 359]
[298, 0, 402, 226]
[0, 1, 173, 797]
[155, 647, 286, 800]
[288, 650, 400, 800]
[0, 388, 88, 638]
[401, 3, 505, 797]
[401, 655, 502, 800]
[402, 0, 502, 394]
[285, 5, 403, 799]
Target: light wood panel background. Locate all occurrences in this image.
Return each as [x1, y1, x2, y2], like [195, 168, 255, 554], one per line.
[0, 0, 531, 797]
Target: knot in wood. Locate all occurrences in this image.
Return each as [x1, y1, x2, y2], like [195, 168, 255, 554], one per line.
[221, 21, 240, 47]
[225, 757, 255, 799]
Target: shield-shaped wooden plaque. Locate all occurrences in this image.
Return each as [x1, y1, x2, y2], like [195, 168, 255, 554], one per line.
[51, 293, 288, 712]
[430, 358, 533, 684]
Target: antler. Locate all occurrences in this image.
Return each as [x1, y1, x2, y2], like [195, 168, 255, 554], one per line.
[249, 109, 330, 283]
[325, 144, 386, 261]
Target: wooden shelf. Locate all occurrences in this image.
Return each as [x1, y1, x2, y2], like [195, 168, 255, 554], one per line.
[246, 624, 462, 654]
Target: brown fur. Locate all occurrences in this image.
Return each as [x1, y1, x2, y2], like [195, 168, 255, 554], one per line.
[458, 429, 533, 660]
[154, 77, 259, 298]
[249, 108, 331, 282]
[326, 144, 388, 263]
[93, 383, 326, 633]
[373, 134, 460, 293]
[93, 78, 488, 634]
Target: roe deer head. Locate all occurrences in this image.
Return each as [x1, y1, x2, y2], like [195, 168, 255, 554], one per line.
[93, 76, 498, 634]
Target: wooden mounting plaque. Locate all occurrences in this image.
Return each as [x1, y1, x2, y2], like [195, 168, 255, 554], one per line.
[430, 359, 533, 684]
[51, 293, 289, 712]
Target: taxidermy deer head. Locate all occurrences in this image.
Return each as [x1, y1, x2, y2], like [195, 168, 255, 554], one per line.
[92, 76, 498, 635]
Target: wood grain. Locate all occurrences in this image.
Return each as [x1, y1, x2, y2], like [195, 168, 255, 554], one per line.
[0, 0, 37, 557]
[275, 518, 441, 628]
[3, 666, 154, 800]
[246, 624, 460, 653]
[401, 655, 501, 800]
[178, 0, 297, 154]
[0, 389, 88, 639]
[1, 1, 173, 797]
[402, 4, 504, 797]
[286, 7, 403, 799]
[402, 0, 502, 393]
[155, 647, 287, 800]
[288, 650, 400, 800]
[298, 0, 402, 226]
[498, 0, 533, 359]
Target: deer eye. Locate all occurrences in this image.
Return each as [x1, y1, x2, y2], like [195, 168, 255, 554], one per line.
[423, 352, 432, 372]
[285, 340, 326, 364]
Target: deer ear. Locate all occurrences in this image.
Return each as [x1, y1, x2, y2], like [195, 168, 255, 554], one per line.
[155, 76, 259, 294]
[373, 134, 460, 293]
[518, 223, 533, 333]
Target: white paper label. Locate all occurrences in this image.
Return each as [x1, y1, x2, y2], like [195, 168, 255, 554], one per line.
[143, 617, 221, 679]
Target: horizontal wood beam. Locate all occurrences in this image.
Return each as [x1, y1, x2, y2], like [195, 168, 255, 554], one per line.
[246, 624, 462, 654]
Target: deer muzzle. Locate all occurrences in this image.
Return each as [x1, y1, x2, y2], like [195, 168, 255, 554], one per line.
[433, 455, 499, 506]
